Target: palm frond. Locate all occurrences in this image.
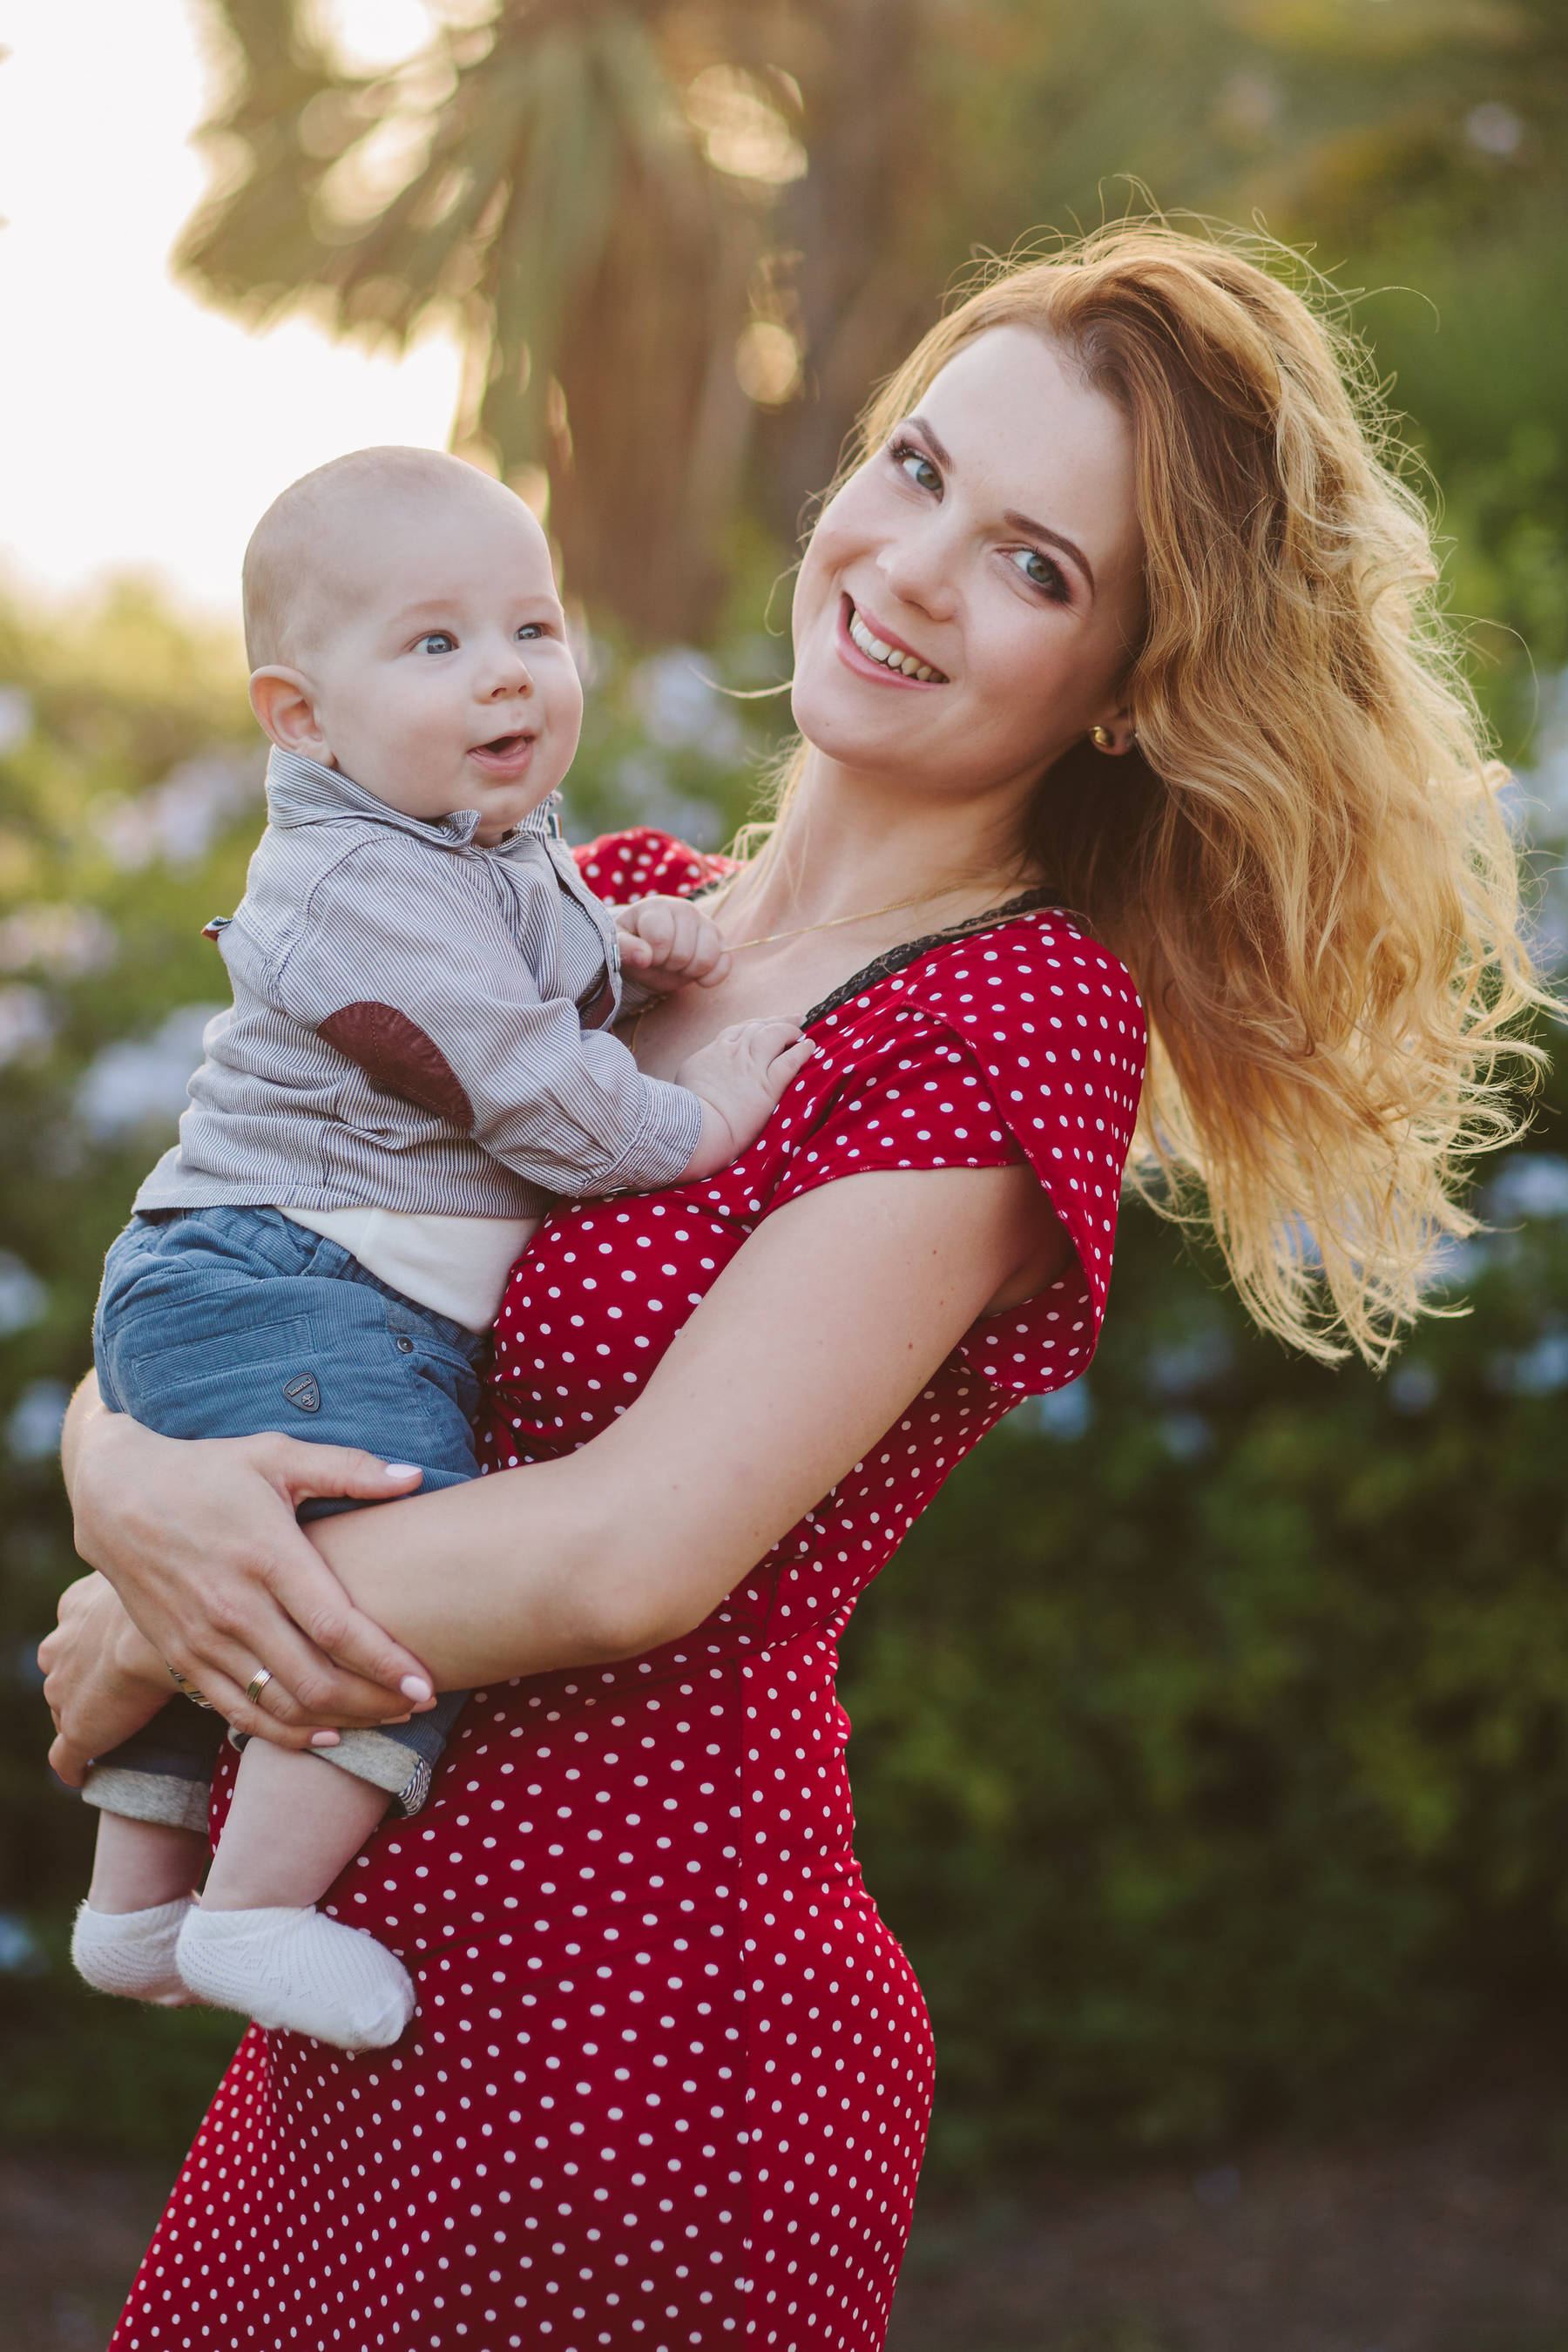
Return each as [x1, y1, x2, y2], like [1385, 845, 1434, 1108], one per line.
[177, 0, 787, 635]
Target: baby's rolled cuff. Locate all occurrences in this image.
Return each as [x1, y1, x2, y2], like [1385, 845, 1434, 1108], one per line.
[308, 1689, 471, 1817]
[616, 970, 660, 1019]
[80, 1766, 210, 1835]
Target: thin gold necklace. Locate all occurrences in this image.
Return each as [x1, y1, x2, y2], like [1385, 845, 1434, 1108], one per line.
[720, 889, 948, 953]
[704, 859, 1020, 951]
[623, 875, 1031, 1051]
[623, 885, 963, 1052]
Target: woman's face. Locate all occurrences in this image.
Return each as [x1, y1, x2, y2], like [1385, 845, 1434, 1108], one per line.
[791, 325, 1145, 804]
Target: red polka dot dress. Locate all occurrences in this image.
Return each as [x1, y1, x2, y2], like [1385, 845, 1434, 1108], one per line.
[110, 831, 1146, 2352]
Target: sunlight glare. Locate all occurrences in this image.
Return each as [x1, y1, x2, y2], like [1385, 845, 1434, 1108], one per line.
[0, 0, 464, 622]
[305, 0, 437, 77]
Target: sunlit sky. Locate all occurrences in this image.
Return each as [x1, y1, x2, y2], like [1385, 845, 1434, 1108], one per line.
[0, 0, 465, 627]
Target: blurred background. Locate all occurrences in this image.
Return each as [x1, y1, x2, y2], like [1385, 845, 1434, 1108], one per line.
[3, 3, 1568, 2346]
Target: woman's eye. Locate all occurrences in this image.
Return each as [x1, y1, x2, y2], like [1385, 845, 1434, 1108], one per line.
[416, 631, 456, 654]
[894, 443, 942, 495]
[1010, 547, 1069, 601]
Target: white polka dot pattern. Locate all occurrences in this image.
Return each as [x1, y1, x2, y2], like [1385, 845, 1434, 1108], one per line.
[110, 829, 1145, 2352]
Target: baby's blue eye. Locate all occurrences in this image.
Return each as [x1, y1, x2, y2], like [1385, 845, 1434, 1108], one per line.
[416, 631, 456, 654]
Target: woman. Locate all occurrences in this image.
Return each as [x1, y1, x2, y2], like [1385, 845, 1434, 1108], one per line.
[44, 225, 1541, 2350]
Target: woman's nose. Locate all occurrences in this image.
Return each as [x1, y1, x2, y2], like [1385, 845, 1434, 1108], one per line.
[876, 524, 959, 622]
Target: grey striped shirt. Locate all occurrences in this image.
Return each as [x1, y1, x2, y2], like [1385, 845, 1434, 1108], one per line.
[135, 750, 701, 1221]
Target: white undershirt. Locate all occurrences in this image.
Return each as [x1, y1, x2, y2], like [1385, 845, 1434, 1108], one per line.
[281, 1205, 537, 1332]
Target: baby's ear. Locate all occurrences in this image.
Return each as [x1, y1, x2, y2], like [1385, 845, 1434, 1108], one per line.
[250, 666, 328, 758]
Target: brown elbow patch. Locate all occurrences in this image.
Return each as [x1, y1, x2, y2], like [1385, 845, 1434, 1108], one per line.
[318, 1002, 475, 1130]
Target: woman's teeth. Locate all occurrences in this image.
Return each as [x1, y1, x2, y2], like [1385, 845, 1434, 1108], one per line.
[848, 605, 944, 681]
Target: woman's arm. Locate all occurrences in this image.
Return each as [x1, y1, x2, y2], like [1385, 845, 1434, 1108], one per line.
[50, 1162, 1065, 1764]
[311, 1161, 1065, 1681]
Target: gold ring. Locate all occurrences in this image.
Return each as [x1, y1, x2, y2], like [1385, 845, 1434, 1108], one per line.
[245, 1666, 274, 1707]
[168, 1663, 215, 1711]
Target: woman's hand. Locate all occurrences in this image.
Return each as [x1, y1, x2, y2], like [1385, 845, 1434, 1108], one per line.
[62, 1380, 439, 1746]
[40, 1572, 174, 1786]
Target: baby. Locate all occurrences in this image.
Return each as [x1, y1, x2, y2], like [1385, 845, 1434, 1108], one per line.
[70, 446, 808, 2051]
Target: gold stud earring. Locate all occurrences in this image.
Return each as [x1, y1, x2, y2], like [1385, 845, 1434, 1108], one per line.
[1090, 724, 1115, 751]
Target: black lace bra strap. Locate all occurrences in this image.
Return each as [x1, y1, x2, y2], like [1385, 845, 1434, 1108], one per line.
[800, 887, 1066, 1029]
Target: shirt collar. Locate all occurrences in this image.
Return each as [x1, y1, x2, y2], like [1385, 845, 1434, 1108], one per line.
[264, 747, 562, 851]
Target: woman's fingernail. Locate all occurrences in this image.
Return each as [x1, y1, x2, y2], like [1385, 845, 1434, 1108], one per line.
[400, 1676, 432, 1703]
[382, 1462, 421, 1477]
[310, 1730, 340, 1747]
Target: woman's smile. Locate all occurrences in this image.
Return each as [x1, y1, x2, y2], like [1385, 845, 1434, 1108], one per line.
[840, 593, 950, 684]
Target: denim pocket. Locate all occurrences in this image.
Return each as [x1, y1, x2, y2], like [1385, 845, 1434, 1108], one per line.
[111, 1311, 331, 1437]
[125, 1313, 316, 1395]
[385, 1302, 483, 1449]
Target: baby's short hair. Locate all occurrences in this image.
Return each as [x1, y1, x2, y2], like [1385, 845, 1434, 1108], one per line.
[242, 446, 510, 670]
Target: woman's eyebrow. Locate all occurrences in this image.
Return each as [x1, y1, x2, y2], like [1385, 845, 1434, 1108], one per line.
[906, 413, 954, 470]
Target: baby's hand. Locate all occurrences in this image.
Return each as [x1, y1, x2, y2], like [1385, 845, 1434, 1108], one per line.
[676, 1019, 814, 1179]
[617, 896, 731, 993]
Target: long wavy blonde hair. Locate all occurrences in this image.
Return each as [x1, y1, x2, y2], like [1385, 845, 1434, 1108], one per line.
[754, 220, 1551, 1365]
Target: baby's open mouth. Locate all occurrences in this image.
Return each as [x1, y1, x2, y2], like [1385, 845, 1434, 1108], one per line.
[470, 732, 534, 760]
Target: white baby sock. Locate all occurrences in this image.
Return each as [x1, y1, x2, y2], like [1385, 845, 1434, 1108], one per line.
[176, 1903, 416, 2051]
[71, 1896, 194, 2004]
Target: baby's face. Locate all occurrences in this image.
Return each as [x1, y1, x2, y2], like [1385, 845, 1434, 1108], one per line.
[264, 485, 583, 846]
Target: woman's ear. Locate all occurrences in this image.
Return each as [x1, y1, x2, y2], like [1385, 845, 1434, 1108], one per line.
[250, 667, 330, 760]
[1087, 706, 1139, 758]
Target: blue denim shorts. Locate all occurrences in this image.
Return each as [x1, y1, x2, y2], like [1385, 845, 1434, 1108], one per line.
[84, 1205, 490, 1823]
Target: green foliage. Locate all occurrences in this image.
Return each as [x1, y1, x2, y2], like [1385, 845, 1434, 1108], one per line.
[1357, 213, 1568, 754]
[0, 1917, 243, 2160]
[180, 0, 799, 637]
[0, 589, 254, 2152]
[843, 1153, 1568, 2170]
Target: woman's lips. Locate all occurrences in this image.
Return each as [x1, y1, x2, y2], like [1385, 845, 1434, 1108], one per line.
[835, 594, 947, 686]
[467, 731, 537, 779]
